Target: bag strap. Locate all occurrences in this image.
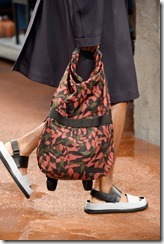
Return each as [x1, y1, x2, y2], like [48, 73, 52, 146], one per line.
[70, 48, 103, 74]
[48, 109, 112, 128]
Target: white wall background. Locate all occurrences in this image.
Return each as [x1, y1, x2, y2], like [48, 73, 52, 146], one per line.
[134, 0, 160, 145]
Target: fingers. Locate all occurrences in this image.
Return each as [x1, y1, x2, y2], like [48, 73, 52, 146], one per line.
[80, 45, 99, 52]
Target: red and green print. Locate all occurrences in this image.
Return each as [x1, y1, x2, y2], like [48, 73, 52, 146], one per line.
[37, 49, 114, 180]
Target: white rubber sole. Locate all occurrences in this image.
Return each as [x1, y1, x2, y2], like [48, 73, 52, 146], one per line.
[22, 174, 31, 187]
[84, 196, 148, 214]
[0, 141, 33, 198]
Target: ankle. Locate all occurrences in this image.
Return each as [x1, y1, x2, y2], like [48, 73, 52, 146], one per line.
[5, 140, 30, 157]
[17, 141, 30, 156]
[5, 141, 28, 175]
[89, 178, 113, 203]
[93, 176, 113, 193]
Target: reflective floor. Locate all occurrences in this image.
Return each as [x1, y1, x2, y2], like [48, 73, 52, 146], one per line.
[0, 59, 160, 240]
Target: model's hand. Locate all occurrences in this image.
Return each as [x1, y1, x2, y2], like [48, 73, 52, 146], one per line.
[80, 45, 99, 52]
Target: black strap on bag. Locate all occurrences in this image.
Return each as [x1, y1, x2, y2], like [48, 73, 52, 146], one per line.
[48, 109, 111, 128]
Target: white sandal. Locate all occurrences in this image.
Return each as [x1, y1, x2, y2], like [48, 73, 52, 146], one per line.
[0, 141, 33, 198]
[84, 185, 148, 214]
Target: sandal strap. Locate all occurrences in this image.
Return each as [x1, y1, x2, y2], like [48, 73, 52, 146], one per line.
[90, 186, 122, 203]
[12, 155, 29, 168]
[11, 140, 20, 156]
[11, 140, 29, 168]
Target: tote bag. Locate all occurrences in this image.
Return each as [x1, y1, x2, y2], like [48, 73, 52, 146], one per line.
[37, 48, 114, 180]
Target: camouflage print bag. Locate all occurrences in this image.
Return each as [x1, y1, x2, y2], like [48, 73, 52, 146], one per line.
[37, 48, 114, 181]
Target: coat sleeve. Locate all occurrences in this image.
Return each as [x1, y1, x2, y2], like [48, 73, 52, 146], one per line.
[67, 0, 104, 47]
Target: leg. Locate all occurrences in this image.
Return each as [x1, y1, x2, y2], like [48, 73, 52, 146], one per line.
[4, 86, 58, 165]
[0, 122, 45, 198]
[91, 102, 128, 201]
[0, 86, 57, 198]
[5, 123, 44, 175]
[84, 102, 148, 213]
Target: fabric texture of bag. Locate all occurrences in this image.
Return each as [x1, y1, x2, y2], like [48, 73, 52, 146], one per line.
[37, 48, 114, 180]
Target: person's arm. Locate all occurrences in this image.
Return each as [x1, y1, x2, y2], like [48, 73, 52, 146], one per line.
[67, 0, 104, 51]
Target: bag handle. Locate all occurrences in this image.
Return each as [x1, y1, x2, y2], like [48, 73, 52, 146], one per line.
[70, 48, 103, 76]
